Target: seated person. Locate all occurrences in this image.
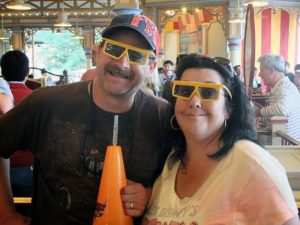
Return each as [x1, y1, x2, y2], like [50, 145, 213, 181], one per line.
[81, 44, 99, 81]
[1, 50, 33, 197]
[143, 54, 299, 225]
[284, 61, 295, 83]
[234, 64, 244, 82]
[256, 54, 300, 141]
[294, 64, 300, 91]
[0, 78, 13, 115]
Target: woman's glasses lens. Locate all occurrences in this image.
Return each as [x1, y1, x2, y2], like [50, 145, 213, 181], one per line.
[173, 84, 220, 100]
[174, 85, 194, 98]
[199, 87, 218, 99]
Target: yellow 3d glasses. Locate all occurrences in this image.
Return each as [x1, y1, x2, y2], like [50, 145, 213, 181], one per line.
[102, 38, 155, 65]
[171, 80, 232, 101]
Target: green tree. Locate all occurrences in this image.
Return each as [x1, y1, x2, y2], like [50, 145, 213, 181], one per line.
[34, 30, 86, 75]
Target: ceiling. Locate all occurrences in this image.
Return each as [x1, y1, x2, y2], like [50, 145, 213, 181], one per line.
[1, 0, 300, 29]
[0, 1, 116, 29]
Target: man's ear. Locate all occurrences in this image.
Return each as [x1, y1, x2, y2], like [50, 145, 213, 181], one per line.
[270, 67, 276, 74]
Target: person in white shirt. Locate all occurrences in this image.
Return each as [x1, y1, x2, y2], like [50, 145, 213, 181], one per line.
[0, 78, 13, 115]
[257, 54, 300, 141]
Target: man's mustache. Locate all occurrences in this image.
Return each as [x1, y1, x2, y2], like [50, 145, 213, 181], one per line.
[105, 63, 133, 79]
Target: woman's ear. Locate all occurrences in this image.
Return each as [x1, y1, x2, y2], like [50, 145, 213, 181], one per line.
[225, 107, 232, 120]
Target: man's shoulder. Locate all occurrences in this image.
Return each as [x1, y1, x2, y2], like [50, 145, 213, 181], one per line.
[135, 90, 170, 116]
[137, 89, 169, 105]
[29, 81, 90, 103]
[81, 68, 97, 81]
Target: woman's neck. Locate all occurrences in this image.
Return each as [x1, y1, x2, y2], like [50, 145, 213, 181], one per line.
[183, 134, 222, 163]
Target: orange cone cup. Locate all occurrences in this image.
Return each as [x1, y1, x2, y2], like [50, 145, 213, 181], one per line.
[93, 145, 133, 225]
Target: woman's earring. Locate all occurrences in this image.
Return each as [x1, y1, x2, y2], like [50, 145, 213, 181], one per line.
[170, 115, 181, 131]
[224, 119, 227, 128]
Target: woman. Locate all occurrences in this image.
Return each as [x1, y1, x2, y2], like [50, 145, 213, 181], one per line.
[142, 54, 299, 225]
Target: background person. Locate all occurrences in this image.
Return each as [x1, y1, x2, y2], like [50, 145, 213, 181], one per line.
[1, 50, 33, 197]
[256, 54, 300, 141]
[142, 54, 298, 225]
[0, 78, 13, 115]
[80, 43, 99, 81]
[284, 61, 295, 83]
[234, 64, 244, 82]
[0, 14, 171, 225]
[294, 64, 300, 91]
[162, 60, 176, 83]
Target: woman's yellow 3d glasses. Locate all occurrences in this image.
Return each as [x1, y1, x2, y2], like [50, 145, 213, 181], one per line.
[102, 38, 155, 65]
[171, 80, 232, 101]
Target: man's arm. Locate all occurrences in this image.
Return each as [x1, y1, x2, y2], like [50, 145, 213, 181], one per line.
[0, 93, 13, 115]
[0, 158, 30, 225]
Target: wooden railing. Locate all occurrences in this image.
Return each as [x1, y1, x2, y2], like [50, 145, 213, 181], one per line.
[276, 131, 300, 146]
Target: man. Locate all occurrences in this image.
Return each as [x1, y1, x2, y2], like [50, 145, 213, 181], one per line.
[80, 43, 99, 81]
[0, 78, 13, 115]
[284, 61, 295, 83]
[162, 60, 175, 83]
[257, 54, 300, 141]
[294, 64, 300, 91]
[1, 50, 33, 198]
[0, 14, 171, 225]
[234, 65, 244, 82]
[161, 60, 176, 102]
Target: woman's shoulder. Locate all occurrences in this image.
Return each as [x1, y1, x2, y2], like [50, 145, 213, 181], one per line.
[229, 140, 286, 175]
[231, 140, 270, 163]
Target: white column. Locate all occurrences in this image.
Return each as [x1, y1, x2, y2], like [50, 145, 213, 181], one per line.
[228, 37, 242, 66]
[228, 0, 244, 65]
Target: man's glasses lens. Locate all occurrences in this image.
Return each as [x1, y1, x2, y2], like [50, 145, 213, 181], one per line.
[127, 49, 146, 63]
[103, 38, 153, 65]
[105, 43, 125, 58]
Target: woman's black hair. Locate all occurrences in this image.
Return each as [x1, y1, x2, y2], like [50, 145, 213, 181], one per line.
[169, 53, 257, 166]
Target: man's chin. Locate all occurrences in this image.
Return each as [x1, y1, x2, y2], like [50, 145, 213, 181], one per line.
[106, 88, 136, 97]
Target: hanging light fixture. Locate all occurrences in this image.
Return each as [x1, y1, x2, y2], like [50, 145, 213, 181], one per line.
[54, 3, 72, 28]
[5, 0, 31, 10]
[54, 11, 72, 27]
[72, 15, 83, 39]
[73, 28, 84, 40]
[229, 0, 245, 23]
[0, 15, 9, 40]
[56, 28, 62, 34]
[243, 0, 269, 7]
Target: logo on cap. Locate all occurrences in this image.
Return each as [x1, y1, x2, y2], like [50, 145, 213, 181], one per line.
[130, 15, 159, 55]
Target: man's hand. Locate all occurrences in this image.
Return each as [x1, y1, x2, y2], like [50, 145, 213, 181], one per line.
[121, 180, 152, 217]
[0, 211, 31, 225]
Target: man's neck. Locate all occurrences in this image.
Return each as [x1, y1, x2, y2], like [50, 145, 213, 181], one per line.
[272, 72, 285, 87]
